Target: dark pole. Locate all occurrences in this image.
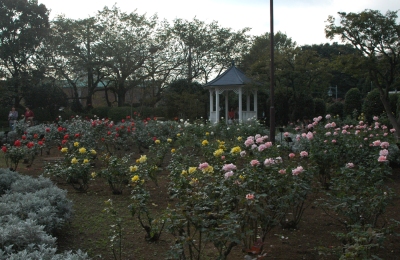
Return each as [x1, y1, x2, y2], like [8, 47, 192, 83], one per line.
[269, 0, 275, 142]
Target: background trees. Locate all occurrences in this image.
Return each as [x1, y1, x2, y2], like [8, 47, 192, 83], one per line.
[325, 9, 400, 136]
[0, 4, 398, 126]
[0, 0, 50, 108]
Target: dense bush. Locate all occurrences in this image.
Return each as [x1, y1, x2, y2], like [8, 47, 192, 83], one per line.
[362, 88, 384, 123]
[0, 170, 76, 257]
[0, 169, 21, 195]
[313, 98, 326, 118]
[326, 101, 344, 118]
[344, 88, 362, 117]
[289, 92, 315, 122]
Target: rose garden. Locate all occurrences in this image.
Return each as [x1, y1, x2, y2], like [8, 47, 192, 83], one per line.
[1, 112, 399, 260]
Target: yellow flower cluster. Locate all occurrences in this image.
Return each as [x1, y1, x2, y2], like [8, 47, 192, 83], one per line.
[201, 165, 214, 173]
[188, 167, 197, 174]
[189, 178, 198, 185]
[213, 149, 224, 157]
[201, 140, 209, 146]
[131, 175, 140, 182]
[230, 146, 241, 155]
[136, 155, 147, 163]
[79, 147, 87, 154]
[217, 140, 226, 150]
[129, 165, 138, 172]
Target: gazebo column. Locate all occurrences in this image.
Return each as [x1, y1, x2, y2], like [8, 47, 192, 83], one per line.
[209, 89, 214, 122]
[238, 87, 243, 122]
[215, 87, 220, 123]
[225, 91, 229, 122]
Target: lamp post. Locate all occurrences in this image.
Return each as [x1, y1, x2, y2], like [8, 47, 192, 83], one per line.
[328, 85, 337, 100]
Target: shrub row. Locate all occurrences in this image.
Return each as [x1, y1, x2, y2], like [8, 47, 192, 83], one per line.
[0, 168, 88, 259]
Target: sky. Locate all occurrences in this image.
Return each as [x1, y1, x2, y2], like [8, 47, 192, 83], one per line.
[38, 0, 399, 46]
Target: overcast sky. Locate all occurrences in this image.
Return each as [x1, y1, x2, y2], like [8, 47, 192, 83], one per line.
[38, 0, 399, 46]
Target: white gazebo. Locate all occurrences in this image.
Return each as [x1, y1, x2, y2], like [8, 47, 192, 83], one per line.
[204, 63, 258, 124]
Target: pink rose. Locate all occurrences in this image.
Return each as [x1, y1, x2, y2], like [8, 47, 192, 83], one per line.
[246, 194, 255, 200]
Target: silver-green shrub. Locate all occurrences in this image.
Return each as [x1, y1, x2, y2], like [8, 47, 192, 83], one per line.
[0, 169, 21, 195]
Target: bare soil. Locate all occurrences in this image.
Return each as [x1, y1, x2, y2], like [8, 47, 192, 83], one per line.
[15, 151, 400, 260]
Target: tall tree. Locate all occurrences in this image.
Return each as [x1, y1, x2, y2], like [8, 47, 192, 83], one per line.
[0, 0, 49, 107]
[171, 18, 251, 83]
[95, 5, 159, 107]
[325, 9, 400, 136]
[47, 16, 105, 110]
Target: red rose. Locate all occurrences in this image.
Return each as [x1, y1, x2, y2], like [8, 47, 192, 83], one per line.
[75, 133, 80, 138]
[152, 137, 157, 141]
[63, 128, 66, 132]
[46, 127, 50, 132]
[14, 140, 21, 147]
[1, 146, 6, 153]
[62, 140, 67, 145]
[27, 142, 34, 149]
[115, 133, 119, 137]
[126, 116, 131, 119]
[57, 127, 63, 132]
[22, 135, 26, 140]
[101, 138, 105, 141]
[64, 134, 69, 140]
[121, 119, 125, 123]
[38, 141, 44, 146]
[92, 122, 96, 127]
[116, 127, 120, 131]
[33, 134, 38, 139]
[58, 146, 62, 150]
[107, 131, 111, 135]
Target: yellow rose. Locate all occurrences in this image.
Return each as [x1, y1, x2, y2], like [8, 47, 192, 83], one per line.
[213, 149, 224, 157]
[74, 142, 79, 147]
[237, 136, 242, 141]
[201, 140, 209, 146]
[230, 146, 241, 155]
[61, 147, 68, 153]
[177, 133, 181, 137]
[167, 138, 172, 143]
[138, 155, 147, 163]
[71, 157, 78, 164]
[188, 167, 197, 174]
[83, 159, 89, 164]
[91, 172, 97, 178]
[129, 165, 138, 172]
[181, 170, 188, 175]
[205, 132, 209, 136]
[171, 148, 176, 153]
[155, 139, 160, 144]
[131, 175, 140, 182]
[189, 178, 198, 185]
[90, 149, 97, 155]
[79, 147, 87, 154]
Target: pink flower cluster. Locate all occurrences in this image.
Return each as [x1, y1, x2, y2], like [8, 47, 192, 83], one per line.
[292, 166, 304, 176]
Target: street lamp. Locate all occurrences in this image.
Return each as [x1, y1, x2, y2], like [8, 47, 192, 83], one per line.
[328, 85, 337, 100]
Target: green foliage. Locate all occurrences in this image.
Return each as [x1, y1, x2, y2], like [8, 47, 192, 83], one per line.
[289, 92, 315, 122]
[107, 107, 132, 121]
[313, 98, 326, 118]
[163, 79, 207, 120]
[344, 88, 362, 117]
[362, 88, 384, 123]
[274, 88, 293, 126]
[91, 107, 111, 119]
[327, 102, 344, 118]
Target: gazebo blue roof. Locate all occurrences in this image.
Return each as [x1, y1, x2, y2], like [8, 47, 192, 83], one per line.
[204, 64, 253, 87]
